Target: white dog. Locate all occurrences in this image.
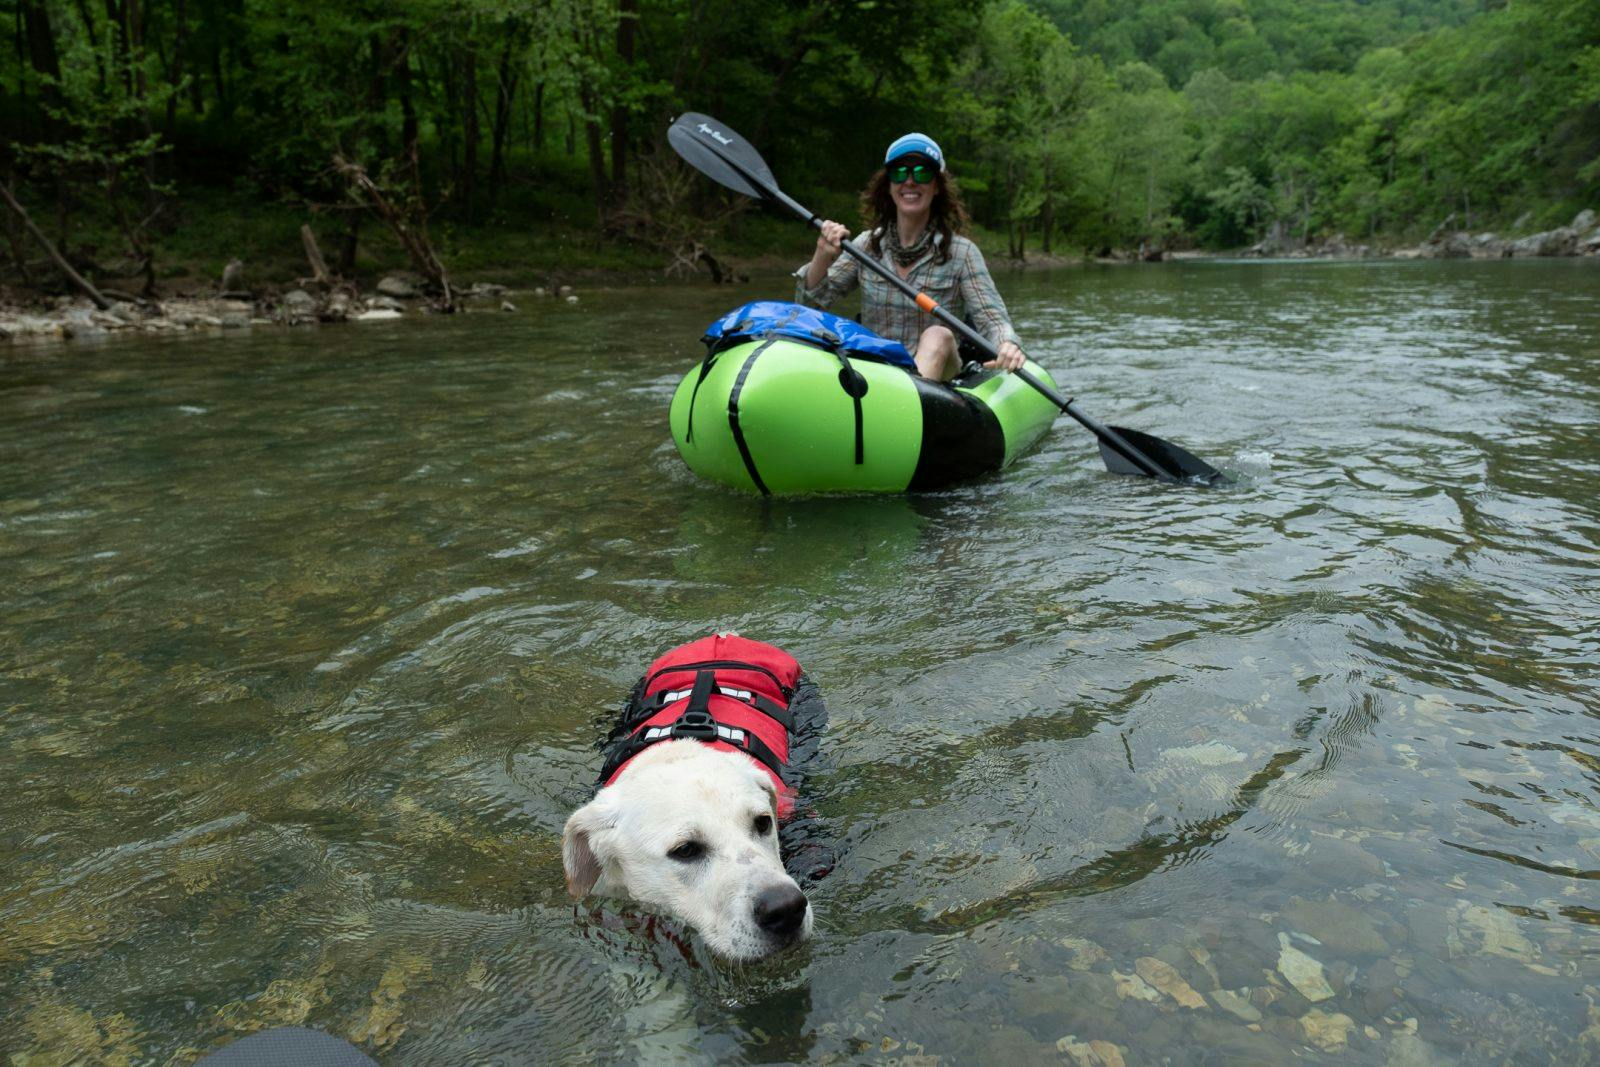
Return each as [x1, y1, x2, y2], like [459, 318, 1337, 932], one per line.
[563, 635, 816, 960]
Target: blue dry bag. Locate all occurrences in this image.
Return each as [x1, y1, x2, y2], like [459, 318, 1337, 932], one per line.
[701, 301, 916, 370]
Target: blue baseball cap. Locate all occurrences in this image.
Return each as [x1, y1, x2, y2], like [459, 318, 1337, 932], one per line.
[884, 132, 945, 171]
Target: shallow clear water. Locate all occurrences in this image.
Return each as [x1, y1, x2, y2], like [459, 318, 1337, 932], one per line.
[2, 259, 1598, 1064]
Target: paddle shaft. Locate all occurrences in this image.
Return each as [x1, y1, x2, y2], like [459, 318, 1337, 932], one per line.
[778, 192, 1175, 481]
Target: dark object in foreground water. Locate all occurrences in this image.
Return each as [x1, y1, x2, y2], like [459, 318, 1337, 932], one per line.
[197, 1027, 379, 1066]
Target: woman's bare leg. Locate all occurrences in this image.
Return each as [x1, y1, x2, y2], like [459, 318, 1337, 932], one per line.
[914, 325, 960, 381]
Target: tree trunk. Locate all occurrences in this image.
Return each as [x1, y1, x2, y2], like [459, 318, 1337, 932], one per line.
[461, 42, 479, 220]
[1041, 154, 1054, 255]
[575, 20, 607, 225]
[609, 0, 637, 210]
[338, 211, 360, 275]
[488, 30, 521, 204]
[165, 0, 189, 138]
[583, 107, 607, 226]
[396, 30, 418, 174]
[20, 0, 64, 140]
[1, 179, 113, 308]
[123, 0, 161, 210]
[1005, 158, 1018, 257]
[210, 33, 227, 115]
[534, 81, 545, 152]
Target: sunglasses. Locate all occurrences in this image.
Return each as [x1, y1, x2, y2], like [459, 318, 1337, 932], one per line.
[888, 163, 936, 185]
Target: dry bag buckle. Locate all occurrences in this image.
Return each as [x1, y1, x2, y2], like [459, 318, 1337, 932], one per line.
[671, 710, 720, 740]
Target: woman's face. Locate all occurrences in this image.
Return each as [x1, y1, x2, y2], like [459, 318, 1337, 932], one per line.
[889, 155, 939, 219]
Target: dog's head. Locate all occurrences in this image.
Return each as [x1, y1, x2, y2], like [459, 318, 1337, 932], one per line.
[563, 740, 811, 960]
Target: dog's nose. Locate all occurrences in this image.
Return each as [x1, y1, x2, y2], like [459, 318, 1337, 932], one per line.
[753, 885, 808, 939]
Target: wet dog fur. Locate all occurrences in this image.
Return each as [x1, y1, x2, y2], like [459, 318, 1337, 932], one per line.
[563, 735, 812, 960]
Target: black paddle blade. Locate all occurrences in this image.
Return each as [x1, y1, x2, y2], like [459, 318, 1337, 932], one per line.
[1099, 426, 1229, 485]
[668, 113, 779, 202]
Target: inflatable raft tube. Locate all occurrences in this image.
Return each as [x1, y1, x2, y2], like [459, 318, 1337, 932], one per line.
[669, 337, 1060, 494]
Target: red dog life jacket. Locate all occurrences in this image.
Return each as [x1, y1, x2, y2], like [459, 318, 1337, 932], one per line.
[597, 634, 803, 813]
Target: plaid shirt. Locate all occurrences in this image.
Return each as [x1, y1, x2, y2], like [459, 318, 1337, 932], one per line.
[793, 231, 1023, 354]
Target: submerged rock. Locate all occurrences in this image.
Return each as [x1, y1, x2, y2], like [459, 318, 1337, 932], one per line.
[1112, 969, 1162, 1003]
[1276, 933, 1335, 1002]
[1056, 1037, 1126, 1066]
[1057, 936, 1108, 971]
[1298, 1008, 1355, 1051]
[1134, 956, 1207, 1009]
[1454, 902, 1535, 961]
[1209, 987, 1262, 1022]
[1160, 741, 1247, 766]
[1282, 897, 1391, 957]
[1387, 1030, 1452, 1067]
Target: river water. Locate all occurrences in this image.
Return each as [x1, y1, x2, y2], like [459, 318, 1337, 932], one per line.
[2, 259, 1597, 1064]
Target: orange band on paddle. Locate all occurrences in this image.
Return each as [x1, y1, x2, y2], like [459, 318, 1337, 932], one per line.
[915, 293, 938, 313]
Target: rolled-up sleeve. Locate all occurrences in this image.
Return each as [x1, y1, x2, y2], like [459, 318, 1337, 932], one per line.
[956, 241, 1022, 351]
[793, 234, 866, 308]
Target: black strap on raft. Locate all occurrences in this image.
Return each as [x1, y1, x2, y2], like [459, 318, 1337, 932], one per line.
[596, 667, 792, 785]
[684, 352, 719, 443]
[728, 338, 778, 495]
[833, 351, 868, 465]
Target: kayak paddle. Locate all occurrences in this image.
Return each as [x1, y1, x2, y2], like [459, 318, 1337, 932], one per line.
[667, 111, 1226, 486]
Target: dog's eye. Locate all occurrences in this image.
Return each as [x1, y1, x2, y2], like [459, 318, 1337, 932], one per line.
[667, 840, 705, 862]
[752, 814, 773, 836]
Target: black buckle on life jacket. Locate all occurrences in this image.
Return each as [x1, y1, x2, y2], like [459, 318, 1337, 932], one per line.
[596, 664, 798, 788]
[670, 708, 719, 740]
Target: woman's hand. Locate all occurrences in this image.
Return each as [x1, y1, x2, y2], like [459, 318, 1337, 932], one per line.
[985, 340, 1026, 372]
[815, 220, 850, 263]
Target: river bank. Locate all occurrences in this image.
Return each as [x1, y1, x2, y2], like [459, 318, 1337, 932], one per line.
[6, 210, 1598, 346]
[1237, 208, 1600, 262]
[0, 274, 582, 346]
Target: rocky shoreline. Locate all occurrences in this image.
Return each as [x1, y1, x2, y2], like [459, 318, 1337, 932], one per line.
[0, 271, 580, 346]
[1243, 208, 1600, 261]
[6, 212, 1598, 346]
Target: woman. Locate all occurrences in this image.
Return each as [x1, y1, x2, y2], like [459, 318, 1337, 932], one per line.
[795, 132, 1027, 382]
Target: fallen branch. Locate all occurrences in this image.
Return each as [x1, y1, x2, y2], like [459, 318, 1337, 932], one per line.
[331, 153, 454, 311]
[0, 178, 113, 309]
[1426, 211, 1457, 243]
[300, 224, 332, 287]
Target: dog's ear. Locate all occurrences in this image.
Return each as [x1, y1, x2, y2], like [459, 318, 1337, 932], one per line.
[562, 798, 614, 898]
[749, 766, 779, 818]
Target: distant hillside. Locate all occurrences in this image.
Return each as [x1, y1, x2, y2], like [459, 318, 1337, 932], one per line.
[1029, 0, 1478, 85]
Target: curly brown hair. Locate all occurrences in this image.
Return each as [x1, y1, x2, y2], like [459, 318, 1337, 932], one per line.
[860, 164, 972, 264]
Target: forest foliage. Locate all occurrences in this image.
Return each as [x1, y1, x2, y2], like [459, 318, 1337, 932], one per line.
[1, 0, 1597, 287]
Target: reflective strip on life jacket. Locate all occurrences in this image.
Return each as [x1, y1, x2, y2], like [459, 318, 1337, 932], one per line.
[596, 636, 803, 796]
